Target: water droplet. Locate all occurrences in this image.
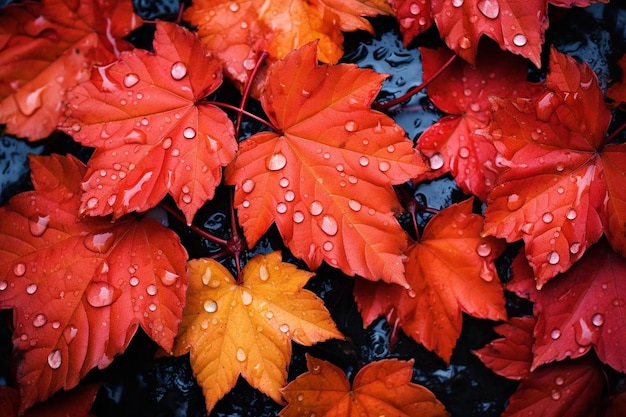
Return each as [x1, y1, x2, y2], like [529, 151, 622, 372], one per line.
[429, 153, 444, 170]
[86, 197, 99, 209]
[323, 241, 334, 251]
[479, 263, 494, 282]
[170, 61, 187, 80]
[123, 73, 139, 88]
[26, 283, 37, 294]
[309, 201, 323, 216]
[344, 120, 358, 132]
[85, 282, 119, 308]
[241, 290, 253, 305]
[284, 190, 295, 201]
[64, 326, 78, 344]
[229, 1, 240, 12]
[267, 153, 287, 170]
[542, 212, 554, 223]
[459, 36, 472, 50]
[348, 199, 362, 211]
[591, 313, 604, 327]
[29, 215, 50, 237]
[47, 349, 62, 369]
[551, 389, 561, 401]
[547, 251, 560, 265]
[129, 276, 140, 286]
[160, 270, 179, 286]
[33, 313, 47, 327]
[0, 281, 7, 291]
[378, 161, 391, 172]
[477, 0, 499, 19]
[279, 177, 289, 187]
[566, 209, 577, 220]
[569, 242, 581, 254]
[321, 215, 338, 236]
[476, 242, 492, 257]
[452, 0, 464, 6]
[459, 147, 470, 158]
[276, 202, 287, 214]
[574, 317, 594, 346]
[236, 347, 246, 362]
[409, 2, 420, 14]
[265, 311, 274, 319]
[550, 328, 561, 340]
[259, 265, 269, 281]
[580, 77, 594, 90]
[555, 376, 564, 386]
[83, 232, 115, 253]
[146, 284, 157, 296]
[512, 33, 528, 47]
[359, 156, 369, 167]
[183, 127, 196, 139]
[14, 263, 26, 277]
[242, 179, 255, 193]
[204, 300, 218, 313]
[279, 323, 290, 333]
[293, 211, 305, 223]
[506, 194, 523, 211]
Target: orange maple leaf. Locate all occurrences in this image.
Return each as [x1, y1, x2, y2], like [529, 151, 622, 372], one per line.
[173, 252, 343, 414]
[0, 0, 141, 140]
[280, 354, 449, 417]
[354, 198, 507, 362]
[183, 0, 393, 90]
[0, 154, 187, 412]
[60, 21, 236, 225]
[226, 43, 428, 287]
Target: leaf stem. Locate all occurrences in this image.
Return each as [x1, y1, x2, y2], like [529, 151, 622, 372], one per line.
[159, 202, 229, 246]
[375, 53, 458, 111]
[207, 101, 278, 132]
[606, 120, 626, 143]
[228, 186, 245, 280]
[235, 51, 269, 137]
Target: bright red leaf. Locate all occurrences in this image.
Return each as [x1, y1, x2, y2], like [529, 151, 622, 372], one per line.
[506, 241, 626, 373]
[482, 48, 626, 287]
[0, 0, 141, 140]
[388, 0, 434, 45]
[280, 354, 449, 417]
[60, 21, 237, 225]
[226, 43, 428, 287]
[0, 154, 188, 412]
[415, 44, 542, 200]
[0, 384, 100, 417]
[472, 316, 535, 380]
[354, 198, 507, 362]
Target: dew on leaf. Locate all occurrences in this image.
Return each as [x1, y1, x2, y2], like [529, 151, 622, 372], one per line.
[71, 123, 81, 132]
[309, 200, 323, 216]
[259, 265, 269, 281]
[378, 161, 391, 172]
[591, 313, 604, 327]
[0, 281, 7, 291]
[13, 263, 26, 277]
[551, 389, 561, 401]
[279, 177, 289, 187]
[47, 350, 62, 369]
[542, 212, 554, 223]
[86, 197, 99, 209]
[29, 215, 49, 237]
[323, 241, 334, 251]
[276, 202, 287, 213]
[130, 276, 140, 286]
[265, 311, 274, 319]
[170, 61, 188, 80]
[359, 156, 369, 167]
[267, 153, 287, 170]
[555, 376, 564, 386]
[477, 0, 499, 19]
[476, 242, 492, 257]
[284, 190, 295, 201]
[241, 290, 253, 305]
[344, 120, 358, 132]
[33, 313, 47, 328]
[547, 251, 560, 265]
[429, 153, 444, 170]
[279, 323, 290, 333]
[160, 270, 179, 286]
[409, 2, 420, 14]
[162, 137, 172, 150]
[566, 209, 577, 220]
[574, 317, 593, 346]
[321, 215, 338, 236]
[64, 326, 78, 344]
[183, 127, 196, 139]
[204, 300, 218, 313]
[550, 328, 561, 340]
[123, 73, 140, 88]
[459, 36, 472, 50]
[83, 231, 115, 253]
[85, 282, 118, 308]
[242, 179, 255, 193]
[452, 0, 464, 7]
[182, 193, 193, 204]
[348, 199, 362, 212]
[293, 211, 305, 223]
[479, 263, 494, 282]
[148, 303, 157, 312]
[569, 242, 581, 254]
[236, 347, 247, 362]
[26, 283, 37, 294]
[146, 284, 158, 296]
[459, 147, 470, 158]
[512, 34, 528, 47]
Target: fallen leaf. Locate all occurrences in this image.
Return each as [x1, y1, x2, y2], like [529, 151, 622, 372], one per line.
[280, 354, 449, 417]
[354, 198, 507, 362]
[0, 154, 188, 412]
[472, 316, 535, 380]
[226, 43, 428, 287]
[173, 252, 343, 414]
[388, 0, 434, 45]
[0, 384, 100, 417]
[506, 241, 626, 373]
[482, 47, 626, 286]
[60, 21, 236, 225]
[416, 44, 542, 200]
[0, 0, 141, 140]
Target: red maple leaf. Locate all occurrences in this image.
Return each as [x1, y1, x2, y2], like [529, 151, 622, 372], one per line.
[0, 0, 141, 140]
[60, 21, 236, 225]
[482, 47, 626, 287]
[354, 198, 507, 362]
[415, 43, 542, 200]
[0, 384, 100, 417]
[0, 154, 188, 412]
[506, 241, 626, 373]
[226, 42, 428, 287]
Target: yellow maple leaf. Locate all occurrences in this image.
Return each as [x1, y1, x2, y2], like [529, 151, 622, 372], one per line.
[173, 252, 343, 413]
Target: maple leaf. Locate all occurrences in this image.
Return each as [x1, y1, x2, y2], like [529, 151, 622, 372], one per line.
[172, 252, 343, 413]
[482, 48, 626, 287]
[183, 0, 393, 90]
[415, 44, 543, 200]
[354, 198, 507, 362]
[472, 316, 535, 380]
[0, 0, 141, 140]
[506, 241, 626, 373]
[0, 384, 100, 417]
[280, 354, 449, 417]
[60, 21, 236, 225]
[226, 43, 428, 287]
[0, 154, 188, 412]
[389, 0, 434, 45]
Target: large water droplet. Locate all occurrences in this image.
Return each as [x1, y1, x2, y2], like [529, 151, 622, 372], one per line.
[344, 120, 358, 132]
[452, 0, 464, 6]
[241, 290, 253, 305]
[550, 328, 561, 340]
[309, 201, 323, 216]
[183, 127, 196, 139]
[267, 153, 287, 170]
[569, 242, 581, 254]
[551, 389, 561, 401]
[348, 199, 362, 212]
[63, 326, 78, 344]
[47, 349, 62, 369]
[574, 317, 593, 346]
[320, 215, 338, 236]
[0, 281, 7, 291]
[293, 211, 305, 223]
[17, 85, 46, 116]
[359, 156, 369, 167]
[409, 2, 421, 14]
[242, 179, 255, 193]
[506, 194, 523, 210]
[170, 61, 188, 80]
[236, 347, 247, 362]
[378, 161, 391, 172]
[276, 202, 287, 214]
[479, 262, 494, 282]
[160, 270, 179, 286]
[476, 242, 492, 257]
[554, 376, 564, 386]
[29, 215, 50, 237]
[85, 282, 119, 308]
[279, 323, 290, 333]
[477, 0, 499, 19]
[512, 33, 528, 47]
[33, 313, 47, 327]
[204, 300, 218, 313]
[123, 73, 140, 88]
[83, 232, 115, 253]
[429, 153, 444, 170]
[547, 251, 560, 265]
[566, 209, 577, 220]
[542, 212, 554, 223]
[458, 36, 472, 50]
[26, 283, 37, 294]
[146, 284, 158, 296]
[591, 313, 604, 327]
[13, 262, 26, 277]
[259, 265, 269, 281]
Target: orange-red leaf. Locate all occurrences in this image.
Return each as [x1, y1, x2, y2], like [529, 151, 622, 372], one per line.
[60, 21, 236, 224]
[0, 0, 141, 140]
[280, 354, 449, 417]
[354, 198, 507, 362]
[0, 154, 187, 412]
[483, 48, 626, 287]
[226, 43, 428, 287]
[173, 252, 343, 414]
[507, 241, 626, 373]
[416, 44, 542, 200]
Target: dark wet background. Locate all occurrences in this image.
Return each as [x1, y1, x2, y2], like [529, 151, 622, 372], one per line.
[1, 1, 625, 416]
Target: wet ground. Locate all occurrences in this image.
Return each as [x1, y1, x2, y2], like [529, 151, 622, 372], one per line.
[1, 1, 625, 416]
